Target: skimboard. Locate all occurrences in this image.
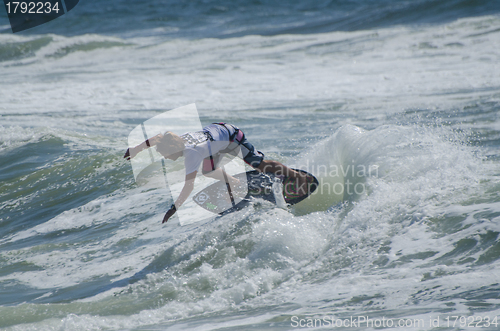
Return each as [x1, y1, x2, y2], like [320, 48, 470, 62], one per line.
[192, 169, 318, 215]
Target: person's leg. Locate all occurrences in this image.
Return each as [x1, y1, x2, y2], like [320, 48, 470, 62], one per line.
[236, 131, 312, 196]
[256, 160, 310, 196]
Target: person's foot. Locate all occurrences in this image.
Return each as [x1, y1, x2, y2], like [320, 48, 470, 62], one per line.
[284, 173, 312, 198]
[296, 174, 311, 196]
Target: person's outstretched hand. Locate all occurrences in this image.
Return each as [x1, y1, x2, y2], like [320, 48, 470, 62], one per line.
[162, 208, 176, 224]
[124, 147, 137, 160]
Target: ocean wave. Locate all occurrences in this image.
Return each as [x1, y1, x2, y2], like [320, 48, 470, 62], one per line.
[0, 34, 132, 64]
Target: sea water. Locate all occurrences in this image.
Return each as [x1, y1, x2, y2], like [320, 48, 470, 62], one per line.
[1, 0, 500, 330]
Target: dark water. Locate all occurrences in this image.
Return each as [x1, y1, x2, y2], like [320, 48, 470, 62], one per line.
[2, 0, 500, 37]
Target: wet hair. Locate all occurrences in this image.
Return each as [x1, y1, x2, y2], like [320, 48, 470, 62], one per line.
[156, 132, 185, 157]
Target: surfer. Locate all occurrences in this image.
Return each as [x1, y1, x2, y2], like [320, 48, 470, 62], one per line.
[124, 123, 312, 223]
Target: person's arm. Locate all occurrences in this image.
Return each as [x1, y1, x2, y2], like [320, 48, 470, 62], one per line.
[124, 133, 163, 160]
[162, 171, 197, 224]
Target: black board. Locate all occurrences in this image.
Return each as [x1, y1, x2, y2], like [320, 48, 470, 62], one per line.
[192, 169, 318, 215]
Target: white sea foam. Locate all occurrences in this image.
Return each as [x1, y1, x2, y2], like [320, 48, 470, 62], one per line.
[1, 16, 499, 136]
